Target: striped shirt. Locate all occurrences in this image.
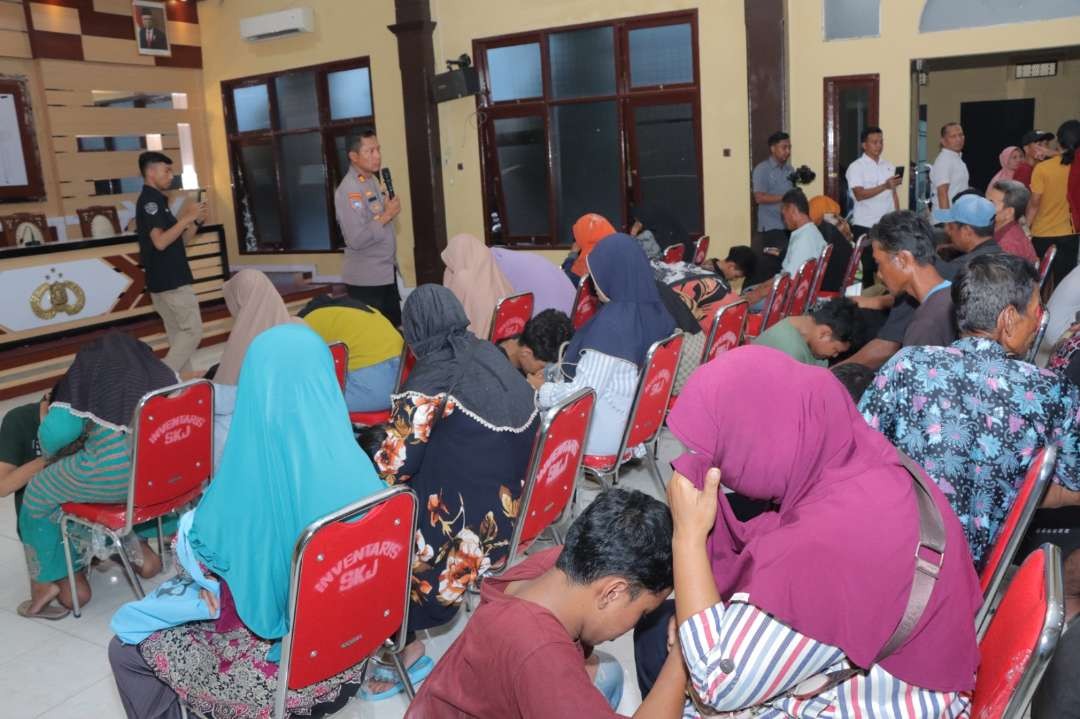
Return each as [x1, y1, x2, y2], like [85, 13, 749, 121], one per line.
[680, 596, 971, 718]
[22, 423, 131, 519]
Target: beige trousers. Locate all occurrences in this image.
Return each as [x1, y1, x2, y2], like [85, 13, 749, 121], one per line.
[150, 285, 203, 374]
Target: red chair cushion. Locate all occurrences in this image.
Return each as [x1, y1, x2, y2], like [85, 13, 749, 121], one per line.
[349, 410, 391, 427]
[583, 451, 633, 472]
[62, 485, 204, 531]
[815, 290, 839, 300]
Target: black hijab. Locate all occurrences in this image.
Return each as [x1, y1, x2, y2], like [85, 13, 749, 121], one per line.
[401, 285, 536, 429]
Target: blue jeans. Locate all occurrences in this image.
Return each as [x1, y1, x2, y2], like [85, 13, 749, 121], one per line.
[344, 355, 400, 412]
[593, 650, 624, 710]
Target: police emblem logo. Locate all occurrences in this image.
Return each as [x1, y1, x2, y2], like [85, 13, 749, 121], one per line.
[144, 202, 159, 215]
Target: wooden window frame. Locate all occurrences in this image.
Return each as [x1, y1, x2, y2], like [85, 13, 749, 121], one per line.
[474, 9, 703, 249]
[222, 57, 376, 254]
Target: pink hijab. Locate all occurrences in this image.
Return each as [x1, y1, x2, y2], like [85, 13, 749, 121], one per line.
[987, 145, 1020, 193]
[668, 347, 980, 692]
[441, 233, 515, 339]
[216, 270, 300, 385]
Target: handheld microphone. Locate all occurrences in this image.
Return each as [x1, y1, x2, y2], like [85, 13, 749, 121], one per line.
[381, 168, 395, 199]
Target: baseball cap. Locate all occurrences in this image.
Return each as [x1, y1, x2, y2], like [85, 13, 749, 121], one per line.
[1020, 130, 1054, 146]
[933, 194, 996, 227]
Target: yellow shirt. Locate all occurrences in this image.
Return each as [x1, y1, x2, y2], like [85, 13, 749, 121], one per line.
[304, 306, 403, 371]
[1031, 156, 1075, 238]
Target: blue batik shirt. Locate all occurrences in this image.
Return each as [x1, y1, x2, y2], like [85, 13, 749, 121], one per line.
[859, 336, 1080, 567]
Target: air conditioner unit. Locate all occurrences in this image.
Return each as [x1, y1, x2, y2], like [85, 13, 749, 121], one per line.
[239, 8, 314, 42]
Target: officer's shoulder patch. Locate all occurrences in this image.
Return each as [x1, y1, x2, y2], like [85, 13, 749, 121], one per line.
[144, 202, 158, 215]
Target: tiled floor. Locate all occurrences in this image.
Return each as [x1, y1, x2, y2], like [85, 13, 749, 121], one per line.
[0, 344, 682, 718]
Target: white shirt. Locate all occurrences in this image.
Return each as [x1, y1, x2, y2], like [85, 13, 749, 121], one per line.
[929, 148, 970, 208]
[781, 222, 826, 277]
[845, 153, 896, 227]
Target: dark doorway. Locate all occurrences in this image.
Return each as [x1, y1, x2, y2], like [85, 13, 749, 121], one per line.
[824, 74, 879, 207]
[960, 98, 1033, 193]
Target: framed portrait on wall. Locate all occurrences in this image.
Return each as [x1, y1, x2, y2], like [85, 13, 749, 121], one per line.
[0, 76, 46, 203]
[133, 0, 171, 57]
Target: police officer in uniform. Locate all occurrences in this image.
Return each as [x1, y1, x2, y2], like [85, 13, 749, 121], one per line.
[136, 151, 207, 374]
[334, 128, 403, 327]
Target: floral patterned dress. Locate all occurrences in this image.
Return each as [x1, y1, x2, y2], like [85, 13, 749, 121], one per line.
[859, 337, 1080, 567]
[651, 260, 735, 325]
[375, 391, 537, 632]
[1049, 321, 1080, 388]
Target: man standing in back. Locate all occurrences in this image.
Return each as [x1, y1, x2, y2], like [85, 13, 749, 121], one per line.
[335, 128, 403, 327]
[750, 131, 794, 284]
[1013, 129, 1055, 189]
[930, 122, 969, 211]
[846, 126, 901, 287]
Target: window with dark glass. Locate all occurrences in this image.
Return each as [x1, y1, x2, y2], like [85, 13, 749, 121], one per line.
[222, 58, 375, 253]
[476, 11, 701, 247]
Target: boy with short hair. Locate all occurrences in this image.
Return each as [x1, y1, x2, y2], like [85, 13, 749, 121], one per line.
[753, 297, 859, 366]
[407, 489, 687, 718]
[498, 309, 574, 381]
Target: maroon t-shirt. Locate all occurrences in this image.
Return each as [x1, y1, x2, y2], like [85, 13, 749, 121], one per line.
[1014, 161, 1034, 189]
[406, 547, 621, 718]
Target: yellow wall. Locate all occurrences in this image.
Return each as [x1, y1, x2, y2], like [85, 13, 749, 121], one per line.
[787, 0, 1080, 202]
[432, 0, 751, 264]
[197, 0, 414, 281]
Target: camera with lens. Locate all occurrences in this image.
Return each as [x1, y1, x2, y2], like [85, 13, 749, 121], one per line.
[787, 165, 817, 186]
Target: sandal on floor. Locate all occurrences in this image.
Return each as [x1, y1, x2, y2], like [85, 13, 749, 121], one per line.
[360, 654, 434, 702]
[16, 599, 70, 620]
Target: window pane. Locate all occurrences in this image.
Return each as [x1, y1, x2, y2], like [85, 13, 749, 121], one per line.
[275, 71, 319, 131]
[280, 133, 330, 250]
[329, 67, 373, 120]
[237, 144, 283, 250]
[233, 84, 270, 133]
[487, 43, 542, 102]
[632, 103, 701, 234]
[551, 101, 621, 243]
[629, 24, 693, 87]
[493, 116, 549, 237]
[549, 26, 615, 99]
[825, 0, 880, 39]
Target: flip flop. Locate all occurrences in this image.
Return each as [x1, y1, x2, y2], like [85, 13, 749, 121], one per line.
[360, 654, 435, 702]
[16, 599, 70, 621]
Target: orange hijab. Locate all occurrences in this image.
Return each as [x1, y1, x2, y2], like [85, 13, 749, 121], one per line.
[809, 195, 841, 225]
[570, 213, 616, 278]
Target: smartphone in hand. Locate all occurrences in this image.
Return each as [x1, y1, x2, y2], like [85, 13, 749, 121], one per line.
[894, 166, 905, 180]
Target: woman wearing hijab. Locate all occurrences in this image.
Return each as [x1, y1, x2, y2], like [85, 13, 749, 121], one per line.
[630, 202, 694, 259]
[490, 246, 576, 316]
[441, 233, 515, 338]
[371, 285, 537, 696]
[538, 234, 676, 456]
[809, 194, 855, 293]
[212, 270, 300, 467]
[987, 145, 1022, 194]
[638, 346, 980, 716]
[562, 213, 616, 284]
[108, 324, 386, 719]
[20, 332, 176, 616]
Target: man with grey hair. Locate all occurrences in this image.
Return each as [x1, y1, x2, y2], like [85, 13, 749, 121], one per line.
[987, 179, 1038, 264]
[860, 252, 1080, 567]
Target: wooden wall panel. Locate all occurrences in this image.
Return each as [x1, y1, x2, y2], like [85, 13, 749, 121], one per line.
[28, 2, 78, 34]
[0, 1, 26, 30]
[39, 57, 202, 93]
[166, 20, 198, 46]
[80, 34, 154, 65]
[0, 28, 30, 56]
[48, 105, 202, 135]
[55, 148, 144, 179]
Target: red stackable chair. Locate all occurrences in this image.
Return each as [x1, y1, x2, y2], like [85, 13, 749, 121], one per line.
[692, 235, 710, 265]
[976, 446, 1056, 637]
[662, 244, 685, 264]
[582, 332, 683, 495]
[329, 342, 415, 427]
[1038, 245, 1057, 292]
[806, 243, 834, 309]
[971, 544, 1064, 719]
[571, 276, 600, 330]
[1025, 308, 1051, 364]
[742, 272, 793, 341]
[488, 292, 535, 344]
[271, 486, 420, 716]
[784, 258, 819, 317]
[60, 379, 214, 617]
[817, 233, 869, 302]
[701, 300, 749, 363]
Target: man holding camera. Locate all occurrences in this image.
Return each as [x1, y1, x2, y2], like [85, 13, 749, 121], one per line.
[846, 126, 901, 287]
[751, 131, 795, 284]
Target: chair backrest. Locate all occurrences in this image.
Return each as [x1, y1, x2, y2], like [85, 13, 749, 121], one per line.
[127, 380, 214, 530]
[395, 345, 416, 393]
[1026, 308, 1051, 364]
[785, 258, 819, 316]
[618, 332, 684, 453]
[328, 341, 348, 392]
[488, 292, 535, 344]
[977, 446, 1056, 634]
[1038, 245, 1057, 290]
[662, 243, 685, 264]
[571, 275, 600, 330]
[972, 543, 1064, 719]
[761, 272, 793, 332]
[693, 235, 710, 265]
[494, 389, 596, 574]
[276, 486, 418, 718]
[843, 233, 870, 290]
[807, 243, 834, 308]
[702, 300, 749, 363]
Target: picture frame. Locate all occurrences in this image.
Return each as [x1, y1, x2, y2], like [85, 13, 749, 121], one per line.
[0, 76, 46, 203]
[133, 0, 171, 57]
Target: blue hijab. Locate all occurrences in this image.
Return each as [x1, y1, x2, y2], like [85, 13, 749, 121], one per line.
[562, 233, 676, 378]
[189, 323, 385, 640]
